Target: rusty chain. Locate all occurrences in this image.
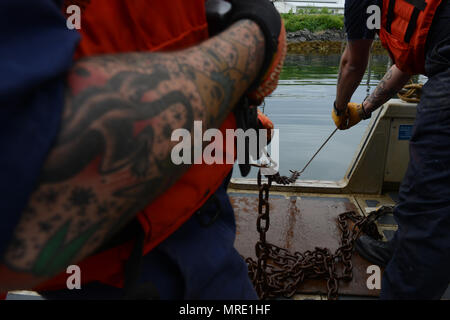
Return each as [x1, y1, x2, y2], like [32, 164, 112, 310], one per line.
[246, 169, 392, 300]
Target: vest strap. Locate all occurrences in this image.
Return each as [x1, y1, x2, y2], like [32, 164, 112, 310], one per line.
[405, 0, 427, 11]
[405, 6, 421, 43]
[123, 228, 160, 300]
[234, 97, 259, 177]
[386, 0, 397, 33]
[404, 0, 428, 43]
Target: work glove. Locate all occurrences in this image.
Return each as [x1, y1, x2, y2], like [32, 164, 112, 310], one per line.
[332, 102, 371, 130]
[257, 109, 274, 142]
[206, 0, 285, 176]
[206, 0, 287, 105]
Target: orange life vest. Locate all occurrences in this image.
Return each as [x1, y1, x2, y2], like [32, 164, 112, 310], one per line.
[379, 0, 443, 75]
[35, 0, 240, 291]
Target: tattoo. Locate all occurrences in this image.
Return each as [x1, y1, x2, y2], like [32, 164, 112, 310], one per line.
[68, 187, 96, 208]
[38, 221, 53, 234]
[366, 68, 401, 108]
[35, 188, 61, 206]
[6, 237, 26, 261]
[73, 66, 91, 78]
[30, 220, 104, 277]
[3, 20, 265, 277]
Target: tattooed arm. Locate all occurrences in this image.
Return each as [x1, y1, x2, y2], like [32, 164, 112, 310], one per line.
[0, 20, 265, 291]
[335, 40, 373, 111]
[363, 64, 411, 114]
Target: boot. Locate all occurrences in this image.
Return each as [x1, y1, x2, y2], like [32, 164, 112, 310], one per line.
[355, 235, 395, 268]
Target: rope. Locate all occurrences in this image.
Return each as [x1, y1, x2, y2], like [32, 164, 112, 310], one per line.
[254, 127, 338, 182]
[297, 128, 338, 175]
[366, 44, 374, 98]
[398, 83, 423, 103]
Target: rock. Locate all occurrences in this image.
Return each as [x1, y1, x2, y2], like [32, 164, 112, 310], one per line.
[286, 29, 346, 42]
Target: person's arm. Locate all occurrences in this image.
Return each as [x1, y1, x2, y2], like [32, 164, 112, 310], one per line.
[335, 39, 373, 111]
[363, 64, 411, 114]
[333, 43, 411, 130]
[0, 20, 265, 291]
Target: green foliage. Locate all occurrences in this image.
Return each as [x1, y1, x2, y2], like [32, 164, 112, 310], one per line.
[295, 6, 330, 15]
[281, 12, 344, 33]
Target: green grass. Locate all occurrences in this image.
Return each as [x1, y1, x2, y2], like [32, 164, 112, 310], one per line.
[281, 12, 344, 33]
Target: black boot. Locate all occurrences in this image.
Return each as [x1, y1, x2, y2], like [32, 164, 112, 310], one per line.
[355, 235, 395, 268]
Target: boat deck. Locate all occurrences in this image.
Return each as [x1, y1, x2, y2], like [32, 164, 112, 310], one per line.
[5, 190, 449, 300]
[230, 188, 399, 299]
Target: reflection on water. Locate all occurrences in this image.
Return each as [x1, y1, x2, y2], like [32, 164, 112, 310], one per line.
[233, 53, 390, 181]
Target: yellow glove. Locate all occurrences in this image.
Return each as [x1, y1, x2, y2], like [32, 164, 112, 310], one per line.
[332, 102, 370, 130]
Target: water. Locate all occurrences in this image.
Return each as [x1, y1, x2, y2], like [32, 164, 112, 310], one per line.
[233, 53, 391, 181]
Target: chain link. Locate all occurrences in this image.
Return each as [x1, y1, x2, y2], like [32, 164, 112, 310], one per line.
[247, 169, 392, 300]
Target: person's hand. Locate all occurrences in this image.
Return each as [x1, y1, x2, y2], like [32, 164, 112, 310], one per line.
[332, 102, 370, 130]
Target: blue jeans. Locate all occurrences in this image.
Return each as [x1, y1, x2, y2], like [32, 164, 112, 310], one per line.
[381, 4, 450, 299]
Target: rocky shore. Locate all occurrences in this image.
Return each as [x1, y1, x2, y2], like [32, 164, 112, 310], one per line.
[287, 29, 346, 42]
[286, 30, 386, 55]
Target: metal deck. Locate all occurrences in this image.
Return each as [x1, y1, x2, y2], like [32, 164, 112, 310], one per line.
[6, 191, 449, 300]
[230, 189, 400, 299]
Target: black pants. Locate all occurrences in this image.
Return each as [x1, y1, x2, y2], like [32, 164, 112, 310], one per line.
[41, 172, 258, 300]
[381, 2, 450, 299]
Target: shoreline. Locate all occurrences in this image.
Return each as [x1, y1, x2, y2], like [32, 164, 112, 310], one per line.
[286, 30, 387, 55]
[287, 29, 346, 42]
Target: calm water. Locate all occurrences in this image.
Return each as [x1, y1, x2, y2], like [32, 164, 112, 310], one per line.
[233, 53, 391, 181]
